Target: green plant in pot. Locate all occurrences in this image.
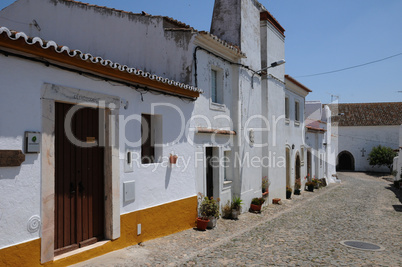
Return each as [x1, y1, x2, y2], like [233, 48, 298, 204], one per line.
[294, 178, 301, 195]
[262, 176, 270, 196]
[221, 200, 232, 219]
[231, 196, 243, 220]
[199, 196, 220, 229]
[312, 178, 320, 189]
[305, 181, 315, 192]
[286, 186, 292, 199]
[250, 197, 265, 212]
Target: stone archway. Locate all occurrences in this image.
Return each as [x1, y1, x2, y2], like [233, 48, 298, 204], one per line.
[337, 151, 355, 171]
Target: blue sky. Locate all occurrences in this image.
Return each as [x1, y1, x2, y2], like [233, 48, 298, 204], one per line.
[1, 0, 401, 104]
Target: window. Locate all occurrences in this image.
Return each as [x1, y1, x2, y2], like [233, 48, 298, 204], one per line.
[211, 68, 223, 104]
[223, 150, 231, 181]
[285, 96, 290, 121]
[141, 114, 162, 164]
[295, 101, 300, 122]
[300, 146, 305, 166]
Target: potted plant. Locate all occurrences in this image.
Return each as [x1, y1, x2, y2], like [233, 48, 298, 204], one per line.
[305, 181, 315, 192]
[250, 197, 265, 212]
[286, 186, 292, 199]
[221, 200, 232, 219]
[312, 178, 320, 189]
[169, 154, 178, 164]
[272, 198, 281, 204]
[231, 196, 243, 220]
[199, 196, 220, 229]
[294, 178, 301, 195]
[196, 217, 209, 231]
[262, 176, 269, 197]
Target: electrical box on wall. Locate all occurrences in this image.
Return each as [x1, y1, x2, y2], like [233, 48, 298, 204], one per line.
[123, 180, 135, 203]
[124, 148, 134, 173]
[25, 132, 41, 153]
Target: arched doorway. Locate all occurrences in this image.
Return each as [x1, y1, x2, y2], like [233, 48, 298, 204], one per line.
[337, 151, 355, 171]
[295, 153, 301, 181]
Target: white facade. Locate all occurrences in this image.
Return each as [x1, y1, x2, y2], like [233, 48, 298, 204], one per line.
[284, 76, 310, 191]
[336, 125, 399, 172]
[305, 101, 336, 183]
[0, 0, 299, 265]
[395, 125, 402, 180]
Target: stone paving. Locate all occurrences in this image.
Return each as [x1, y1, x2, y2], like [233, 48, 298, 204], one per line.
[73, 172, 402, 266]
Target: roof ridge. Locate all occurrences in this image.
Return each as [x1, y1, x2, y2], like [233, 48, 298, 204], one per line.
[56, 0, 193, 29]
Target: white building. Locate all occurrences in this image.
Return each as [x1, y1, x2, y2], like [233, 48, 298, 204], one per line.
[329, 102, 402, 173]
[305, 101, 336, 183]
[0, 0, 294, 265]
[284, 75, 311, 190]
[392, 125, 402, 181]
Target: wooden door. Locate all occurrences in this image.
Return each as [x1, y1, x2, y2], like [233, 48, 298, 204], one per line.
[206, 147, 213, 198]
[55, 102, 104, 256]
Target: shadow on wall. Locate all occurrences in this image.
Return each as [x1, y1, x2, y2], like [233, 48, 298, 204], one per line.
[0, 154, 38, 180]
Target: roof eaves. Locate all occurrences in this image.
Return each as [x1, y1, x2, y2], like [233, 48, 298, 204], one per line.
[285, 75, 312, 93]
[198, 31, 246, 58]
[0, 26, 203, 98]
[260, 10, 285, 37]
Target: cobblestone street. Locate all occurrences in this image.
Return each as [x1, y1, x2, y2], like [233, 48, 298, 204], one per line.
[74, 172, 402, 266]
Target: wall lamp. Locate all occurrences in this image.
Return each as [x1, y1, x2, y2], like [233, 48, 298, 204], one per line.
[252, 59, 286, 88]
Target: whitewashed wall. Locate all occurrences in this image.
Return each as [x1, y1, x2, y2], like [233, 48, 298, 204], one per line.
[0, 0, 196, 85]
[336, 125, 400, 172]
[284, 89, 307, 188]
[0, 52, 196, 248]
[261, 19, 286, 201]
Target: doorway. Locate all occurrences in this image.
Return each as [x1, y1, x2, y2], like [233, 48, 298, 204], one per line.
[54, 102, 104, 256]
[295, 153, 301, 181]
[337, 151, 355, 171]
[286, 147, 291, 187]
[307, 150, 312, 180]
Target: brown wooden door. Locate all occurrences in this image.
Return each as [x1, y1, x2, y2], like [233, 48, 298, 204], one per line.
[55, 102, 104, 256]
[206, 147, 213, 198]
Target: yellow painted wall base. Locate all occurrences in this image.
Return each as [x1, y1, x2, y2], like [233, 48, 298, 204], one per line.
[0, 196, 197, 266]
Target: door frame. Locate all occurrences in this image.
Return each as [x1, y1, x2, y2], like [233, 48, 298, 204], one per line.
[40, 83, 121, 263]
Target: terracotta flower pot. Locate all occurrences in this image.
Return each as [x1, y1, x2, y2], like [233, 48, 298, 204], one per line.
[272, 198, 281, 204]
[196, 217, 209, 231]
[169, 154, 178, 164]
[250, 204, 262, 212]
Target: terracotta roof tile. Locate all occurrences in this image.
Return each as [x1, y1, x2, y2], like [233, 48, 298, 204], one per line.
[0, 26, 203, 95]
[328, 102, 402, 126]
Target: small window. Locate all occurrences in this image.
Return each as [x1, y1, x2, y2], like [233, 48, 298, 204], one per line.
[300, 146, 305, 165]
[320, 153, 323, 167]
[223, 151, 231, 181]
[295, 101, 300, 122]
[285, 97, 290, 120]
[211, 69, 223, 104]
[141, 114, 162, 164]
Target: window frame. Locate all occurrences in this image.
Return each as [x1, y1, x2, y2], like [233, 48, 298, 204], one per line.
[285, 96, 290, 123]
[295, 100, 300, 124]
